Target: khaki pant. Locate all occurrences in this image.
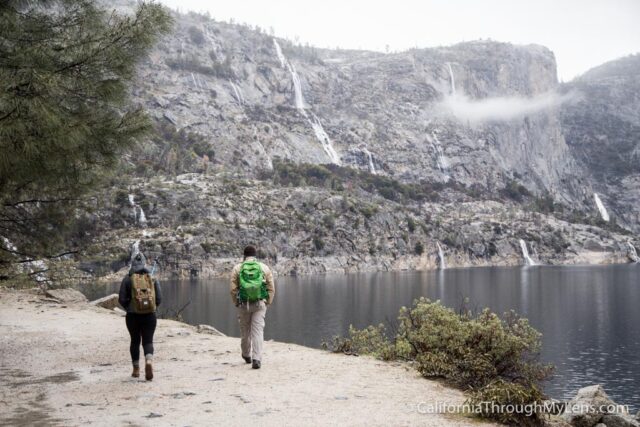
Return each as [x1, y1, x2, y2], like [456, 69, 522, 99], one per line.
[237, 300, 267, 361]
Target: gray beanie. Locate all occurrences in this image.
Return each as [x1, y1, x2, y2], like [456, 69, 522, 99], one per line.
[131, 252, 146, 273]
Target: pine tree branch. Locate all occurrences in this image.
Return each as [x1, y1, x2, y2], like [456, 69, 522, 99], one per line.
[0, 107, 17, 122]
[3, 198, 80, 207]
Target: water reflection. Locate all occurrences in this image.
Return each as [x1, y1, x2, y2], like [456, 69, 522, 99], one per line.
[83, 264, 640, 410]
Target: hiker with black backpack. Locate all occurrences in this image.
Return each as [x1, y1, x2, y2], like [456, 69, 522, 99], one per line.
[230, 245, 275, 369]
[118, 252, 162, 381]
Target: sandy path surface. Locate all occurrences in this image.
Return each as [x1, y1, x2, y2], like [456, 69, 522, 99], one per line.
[0, 289, 493, 426]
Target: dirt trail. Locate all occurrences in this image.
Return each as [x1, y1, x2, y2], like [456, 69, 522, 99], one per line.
[0, 289, 494, 426]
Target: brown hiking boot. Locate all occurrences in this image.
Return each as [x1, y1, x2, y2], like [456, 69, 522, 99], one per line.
[145, 362, 153, 381]
[132, 366, 140, 378]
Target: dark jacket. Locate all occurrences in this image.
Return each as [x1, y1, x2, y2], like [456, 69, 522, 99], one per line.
[118, 267, 162, 314]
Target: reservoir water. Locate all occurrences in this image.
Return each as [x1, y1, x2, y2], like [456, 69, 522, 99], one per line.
[81, 264, 640, 410]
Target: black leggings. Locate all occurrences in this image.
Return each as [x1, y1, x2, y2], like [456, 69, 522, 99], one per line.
[125, 313, 157, 362]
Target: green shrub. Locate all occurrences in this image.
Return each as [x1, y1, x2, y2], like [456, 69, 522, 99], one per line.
[187, 25, 204, 44]
[327, 298, 553, 426]
[531, 192, 556, 214]
[360, 204, 378, 219]
[323, 324, 397, 359]
[313, 235, 324, 251]
[200, 242, 214, 254]
[269, 159, 447, 203]
[407, 216, 416, 232]
[322, 214, 335, 229]
[467, 379, 545, 426]
[414, 241, 424, 255]
[165, 55, 234, 79]
[501, 179, 531, 202]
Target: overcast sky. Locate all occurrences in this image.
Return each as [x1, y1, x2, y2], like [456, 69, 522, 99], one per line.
[158, 0, 640, 81]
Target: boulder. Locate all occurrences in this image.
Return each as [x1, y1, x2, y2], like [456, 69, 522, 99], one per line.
[545, 418, 574, 427]
[542, 399, 568, 416]
[562, 385, 627, 427]
[44, 288, 88, 303]
[583, 239, 605, 252]
[469, 242, 486, 257]
[90, 294, 120, 310]
[196, 324, 225, 337]
[601, 414, 640, 427]
[163, 111, 178, 126]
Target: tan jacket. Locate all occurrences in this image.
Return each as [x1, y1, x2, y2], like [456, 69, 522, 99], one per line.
[230, 257, 275, 305]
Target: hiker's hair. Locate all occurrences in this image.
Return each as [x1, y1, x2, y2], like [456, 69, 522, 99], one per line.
[243, 245, 257, 258]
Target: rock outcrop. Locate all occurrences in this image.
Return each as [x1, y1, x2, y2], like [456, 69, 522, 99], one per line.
[560, 54, 640, 232]
[89, 294, 120, 310]
[561, 385, 638, 427]
[44, 288, 88, 304]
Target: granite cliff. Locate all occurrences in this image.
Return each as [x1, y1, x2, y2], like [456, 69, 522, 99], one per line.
[65, 8, 640, 278]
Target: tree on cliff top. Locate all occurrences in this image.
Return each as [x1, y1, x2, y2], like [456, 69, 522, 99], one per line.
[0, 1, 172, 276]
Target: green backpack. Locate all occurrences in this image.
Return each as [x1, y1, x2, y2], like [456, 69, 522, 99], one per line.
[238, 261, 267, 303]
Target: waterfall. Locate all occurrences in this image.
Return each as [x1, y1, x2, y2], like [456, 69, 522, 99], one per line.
[362, 147, 376, 174]
[627, 242, 639, 263]
[128, 194, 147, 225]
[519, 239, 537, 266]
[431, 133, 449, 170]
[446, 62, 456, 95]
[138, 207, 147, 224]
[273, 40, 302, 104]
[127, 191, 149, 267]
[309, 113, 341, 164]
[273, 38, 340, 165]
[128, 194, 137, 221]
[289, 63, 305, 110]
[593, 193, 610, 222]
[199, 75, 210, 90]
[191, 72, 199, 90]
[273, 38, 287, 68]
[436, 242, 447, 269]
[130, 240, 140, 263]
[274, 39, 305, 109]
[230, 82, 245, 105]
[428, 132, 450, 181]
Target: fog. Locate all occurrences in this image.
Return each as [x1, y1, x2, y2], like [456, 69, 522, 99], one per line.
[441, 91, 575, 123]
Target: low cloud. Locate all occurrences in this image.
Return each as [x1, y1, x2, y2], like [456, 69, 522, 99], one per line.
[440, 91, 576, 123]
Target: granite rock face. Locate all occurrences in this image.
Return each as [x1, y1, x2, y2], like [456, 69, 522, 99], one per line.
[78, 5, 639, 278]
[133, 13, 587, 204]
[560, 54, 640, 232]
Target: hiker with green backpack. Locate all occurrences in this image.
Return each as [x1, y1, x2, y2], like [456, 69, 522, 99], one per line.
[118, 252, 162, 381]
[230, 245, 275, 369]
